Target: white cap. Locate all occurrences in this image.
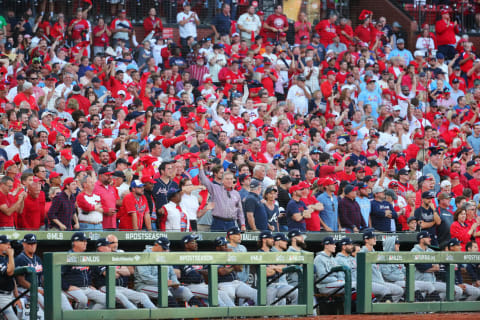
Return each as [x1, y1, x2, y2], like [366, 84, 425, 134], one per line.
[232, 33, 239, 37]
[393, 105, 402, 111]
[440, 180, 451, 188]
[117, 90, 126, 96]
[414, 50, 424, 57]
[23, 81, 33, 90]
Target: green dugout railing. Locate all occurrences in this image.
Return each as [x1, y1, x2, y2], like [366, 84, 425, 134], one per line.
[357, 251, 480, 313]
[1, 230, 419, 243]
[0, 267, 38, 320]
[44, 251, 314, 319]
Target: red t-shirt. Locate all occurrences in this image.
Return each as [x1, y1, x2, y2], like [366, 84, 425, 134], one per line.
[0, 191, 15, 227]
[92, 25, 110, 47]
[315, 19, 337, 47]
[265, 14, 288, 39]
[118, 192, 150, 230]
[68, 19, 89, 41]
[302, 196, 321, 231]
[17, 192, 46, 230]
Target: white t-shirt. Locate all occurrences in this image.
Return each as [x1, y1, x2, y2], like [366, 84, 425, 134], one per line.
[177, 11, 198, 39]
[287, 85, 310, 116]
[237, 13, 261, 39]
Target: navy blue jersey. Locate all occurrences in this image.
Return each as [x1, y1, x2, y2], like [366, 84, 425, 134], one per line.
[0, 255, 14, 291]
[14, 252, 43, 287]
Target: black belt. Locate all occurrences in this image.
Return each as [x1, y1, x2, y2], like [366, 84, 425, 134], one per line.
[213, 216, 234, 222]
[0, 290, 12, 295]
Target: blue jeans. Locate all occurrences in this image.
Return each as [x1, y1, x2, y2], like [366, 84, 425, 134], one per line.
[79, 223, 103, 231]
[210, 217, 236, 232]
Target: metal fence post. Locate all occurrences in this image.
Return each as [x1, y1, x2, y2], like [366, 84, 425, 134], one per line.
[158, 265, 169, 307]
[257, 265, 267, 306]
[106, 266, 116, 308]
[446, 263, 455, 301]
[356, 252, 372, 313]
[208, 265, 218, 307]
[43, 253, 62, 320]
[302, 262, 314, 315]
[342, 266, 351, 315]
[28, 267, 37, 320]
[405, 264, 415, 302]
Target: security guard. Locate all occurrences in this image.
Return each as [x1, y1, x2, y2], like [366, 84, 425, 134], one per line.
[0, 235, 17, 320]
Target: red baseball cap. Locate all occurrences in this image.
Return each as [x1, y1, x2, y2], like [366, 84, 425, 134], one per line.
[449, 172, 460, 180]
[49, 172, 63, 179]
[327, 70, 336, 76]
[141, 176, 156, 184]
[296, 119, 305, 126]
[3, 160, 15, 171]
[60, 149, 73, 160]
[413, 132, 424, 139]
[74, 164, 86, 173]
[323, 177, 336, 186]
[63, 177, 75, 189]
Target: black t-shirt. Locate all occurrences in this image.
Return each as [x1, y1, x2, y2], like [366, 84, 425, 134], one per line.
[414, 205, 436, 236]
[14, 252, 43, 287]
[277, 186, 291, 226]
[0, 255, 15, 291]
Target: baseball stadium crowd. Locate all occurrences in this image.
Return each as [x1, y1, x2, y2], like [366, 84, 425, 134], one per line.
[0, 0, 479, 317]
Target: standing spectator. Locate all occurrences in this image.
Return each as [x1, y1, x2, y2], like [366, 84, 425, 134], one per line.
[76, 175, 103, 231]
[158, 188, 188, 231]
[177, 2, 200, 49]
[450, 207, 479, 251]
[198, 161, 245, 231]
[48, 177, 79, 231]
[287, 75, 311, 116]
[415, 190, 441, 246]
[143, 8, 163, 37]
[436, 192, 454, 245]
[264, 4, 289, 43]
[371, 185, 397, 232]
[212, 4, 232, 42]
[436, 8, 459, 60]
[92, 17, 111, 56]
[0, 176, 26, 229]
[315, 12, 338, 48]
[67, 9, 89, 42]
[17, 177, 45, 230]
[93, 168, 119, 230]
[54, 149, 75, 181]
[152, 161, 178, 223]
[110, 9, 133, 47]
[317, 177, 339, 231]
[294, 12, 312, 44]
[118, 180, 152, 231]
[237, 6, 262, 46]
[244, 180, 269, 231]
[339, 184, 367, 232]
[286, 184, 312, 232]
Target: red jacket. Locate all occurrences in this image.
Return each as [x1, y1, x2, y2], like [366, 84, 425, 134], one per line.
[450, 221, 471, 251]
[435, 19, 459, 46]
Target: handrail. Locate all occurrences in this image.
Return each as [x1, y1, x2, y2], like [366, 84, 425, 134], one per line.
[43, 251, 315, 319]
[356, 251, 480, 313]
[0, 267, 38, 320]
[312, 265, 352, 315]
[0, 230, 420, 243]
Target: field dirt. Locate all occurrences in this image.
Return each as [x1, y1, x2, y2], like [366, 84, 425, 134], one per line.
[242, 313, 479, 319]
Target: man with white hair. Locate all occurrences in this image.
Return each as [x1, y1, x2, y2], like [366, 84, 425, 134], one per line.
[303, 57, 320, 92]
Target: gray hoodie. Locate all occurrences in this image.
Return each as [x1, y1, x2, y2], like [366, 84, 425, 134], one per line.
[360, 246, 385, 283]
[380, 237, 405, 282]
[335, 252, 357, 282]
[314, 251, 341, 285]
[410, 244, 436, 283]
[134, 245, 179, 290]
